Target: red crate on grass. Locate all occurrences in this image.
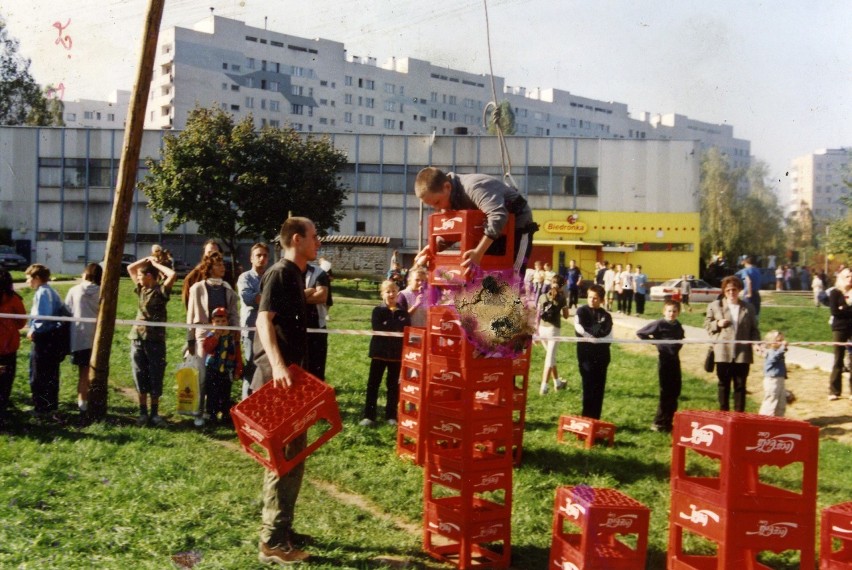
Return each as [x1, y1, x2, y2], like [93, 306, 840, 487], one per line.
[668, 489, 815, 569]
[821, 502, 852, 569]
[426, 451, 512, 499]
[550, 486, 650, 570]
[424, 498, 511, 569]
[231, 365, 342, 476]
[557, 414, 616, 449]
[671, 410, 818, 513]
[401, 326, 426, 368]
[397, 423, 424, 465]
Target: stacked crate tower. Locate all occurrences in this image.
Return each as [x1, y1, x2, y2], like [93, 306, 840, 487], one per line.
[421, 210, 519, 569]
[668, 410, 819, 569]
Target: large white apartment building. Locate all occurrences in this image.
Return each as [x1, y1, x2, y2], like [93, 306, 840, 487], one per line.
[62, 90, 130, 129]
[788, 148, 851, 222]
[145, 15, 750, 165]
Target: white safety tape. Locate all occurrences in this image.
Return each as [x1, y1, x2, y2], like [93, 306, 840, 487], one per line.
[1, 312, 847, 346]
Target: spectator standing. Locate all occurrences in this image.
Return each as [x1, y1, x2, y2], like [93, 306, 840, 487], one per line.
[736, 256, 763, 317]
[574, 284, 613, 419]
[237, 242, 269, 399]
[758, 330, 789, 416]
[811, 271, 825, 308]
[775, 266, 784, 291]
[386, 262, 406, 290]
[620, 263, 635, 315]
[127, 256, 177, 426]
[634, 265, 648, 315]
[251, 217, 319, 564]
[679, 275, 692, 312]
[360, 280, 410, 426]
[704, 276, 761, 412]
[612, 264, 624, 312]
[603, 263, 616, 312]
[0, 269, 26, 427]
[186, 252, 239, 427]
[595, 261, 607, 287]
[537, 274, 569, 395]
[827, 268, 852, 400]
[397, 267, 428, 328]
[564, 259, 582, 311]
[305, 263, 332, 380]
[636, 300, 685, 432]
[25, 264, 66, 418]
[202, 306, 243, 424]
[413, 167, 537, 278]
[784, 265, 795, 291]
[64, 262, 102, 415]
[181, 239, 236, 307]
[531, 261, 546, 301]
[799, 266, 811, 292]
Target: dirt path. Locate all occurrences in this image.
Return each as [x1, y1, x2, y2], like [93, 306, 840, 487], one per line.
[612, 325, 852, 444]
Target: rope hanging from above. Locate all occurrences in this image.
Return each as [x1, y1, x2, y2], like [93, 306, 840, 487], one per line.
[481, 0, 518, 191]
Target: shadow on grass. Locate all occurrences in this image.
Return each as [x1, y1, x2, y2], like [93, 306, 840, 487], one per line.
[520, 446, 669, 484]
[304, 543, 442, 569]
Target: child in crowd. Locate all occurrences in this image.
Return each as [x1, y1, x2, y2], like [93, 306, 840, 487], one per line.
[636, 300, 685, 432]
[679, 275, 692, 312]
[538, 274, 569, 395]
[574, 284, 613, 419]
[360, 280, 410, 426]
[397, 267, 428, 328]
[127, 256, 176, 427]
[202, 306, 243, 424]
[0, 268, 26, 427]
[64, 262, 102, 416]
[759, 330, 789, 416]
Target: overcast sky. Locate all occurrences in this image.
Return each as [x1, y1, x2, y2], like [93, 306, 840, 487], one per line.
[4, 0, 850, 193]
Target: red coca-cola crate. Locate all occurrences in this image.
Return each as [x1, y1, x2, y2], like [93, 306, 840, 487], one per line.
[425, 433, 512, 469]
[231, 365, 342, 476]
[424, 498, 511, 569]
[426, 408, 513, 442]
[668, 489, 815, 569]
[557, 414, 616, 449]
[426, 354, 513, 390]
[671, 410, 818, 513]
[401, 326, 426, 368]
[511, 344, 532, 376]
[821, 502, 852, 569]
[396, 423, 424, 465]
[425, 452, 512, 497]
[550, 486, 649, 570]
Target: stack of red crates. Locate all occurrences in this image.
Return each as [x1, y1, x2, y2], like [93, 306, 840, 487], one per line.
[667, 410, 819, 569]
[396, 327, 427, 464]
[421, 210, 518, 569]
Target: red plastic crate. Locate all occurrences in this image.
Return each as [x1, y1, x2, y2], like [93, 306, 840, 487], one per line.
[425, 433, 513, 469]
[671, 410, 818, 513]
[550, 486, 650, 570]
[668, 489, 815, 569]
[821, 502, 852, 569]
[557, 414, 616, 449]
[231, 365, 342, 476]
[426, 452, 512, 496]
[401, 326, 426, 368]
[511, 344, 532, 375]
[424, 498, 511, 569]
[396, 424, 424, 465]
[426, 408, 513, 442]
[426, 354, 514, 394]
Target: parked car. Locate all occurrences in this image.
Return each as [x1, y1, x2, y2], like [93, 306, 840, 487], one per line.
[172, 258, 193, 279]
[0, 245, 27, 269]
[100, 253, 137, 274]
[649, 278, 722, 303]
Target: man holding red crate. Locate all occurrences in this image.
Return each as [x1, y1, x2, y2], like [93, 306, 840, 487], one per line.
[252, 216, 321, 565]
[413, 167, 537, 279]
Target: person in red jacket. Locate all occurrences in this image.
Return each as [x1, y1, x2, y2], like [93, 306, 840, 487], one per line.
[202, 306, 243, 425]
[0, 268, 27, 427]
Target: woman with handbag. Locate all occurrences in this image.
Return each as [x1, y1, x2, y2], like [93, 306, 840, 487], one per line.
[25, 264, 66, 418]
[704, 275, 761, 412]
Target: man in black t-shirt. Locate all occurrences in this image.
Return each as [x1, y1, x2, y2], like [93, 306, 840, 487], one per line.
[252, 217, 320, 565]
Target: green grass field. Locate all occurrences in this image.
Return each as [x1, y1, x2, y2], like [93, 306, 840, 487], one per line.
[0, 280, 847, 569]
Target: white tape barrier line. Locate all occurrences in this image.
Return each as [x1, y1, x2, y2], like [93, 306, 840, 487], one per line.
[0, 312, 847, 347]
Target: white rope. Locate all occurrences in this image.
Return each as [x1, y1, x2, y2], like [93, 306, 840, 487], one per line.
[2, 312, 847, 347]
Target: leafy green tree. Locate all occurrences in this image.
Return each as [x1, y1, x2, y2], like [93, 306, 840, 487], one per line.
[740, 160, 785, 258]
[0, 16, 56, 126]
[486, 100, 515, 135]
[699, 147, 743, 264]
[786, 201, 817, 261]
[139, 106, 349, 255]
[825, 169, 852, 258]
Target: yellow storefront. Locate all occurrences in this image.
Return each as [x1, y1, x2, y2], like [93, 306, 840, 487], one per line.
[531, 210, 700, 283]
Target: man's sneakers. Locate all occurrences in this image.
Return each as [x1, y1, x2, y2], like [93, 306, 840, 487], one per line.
[554, 378, 568, 391]
[541, 379, 568, 395]
[259, 541, 310, 565]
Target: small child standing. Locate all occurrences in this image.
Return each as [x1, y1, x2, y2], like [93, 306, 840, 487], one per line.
[360, 280, 410, 427]
[759, 330, 788, 417]
[636, 300, 685, 432]
[202, 307, 243, 424]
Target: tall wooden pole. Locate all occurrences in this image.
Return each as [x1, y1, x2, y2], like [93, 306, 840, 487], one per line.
[88, 0, 166, 419]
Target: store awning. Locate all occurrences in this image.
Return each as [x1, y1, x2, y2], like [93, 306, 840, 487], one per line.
[533, 239, 604, 247]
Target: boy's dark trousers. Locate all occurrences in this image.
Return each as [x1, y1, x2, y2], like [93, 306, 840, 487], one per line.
[363, 358, 401, 421]
[653, 354, 682, 430]
[205, 368, 233, 418]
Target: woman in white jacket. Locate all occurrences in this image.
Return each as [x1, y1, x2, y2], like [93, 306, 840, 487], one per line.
[65, 262, 102, 414]
[186, 252, 239, 426]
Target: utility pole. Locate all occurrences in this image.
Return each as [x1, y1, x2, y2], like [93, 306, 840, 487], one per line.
[88, 0, 166, 419]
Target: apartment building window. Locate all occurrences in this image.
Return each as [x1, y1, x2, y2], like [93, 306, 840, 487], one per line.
[230, 105, 240, 111]
[246, 78, 254, 88]
[291, 85, 303, 96]
[384, 101, 396, 112]
[430, 92, 438, 102]
[358, 96, 363, 106]
[320, 99, 328, 106]
[231, 64, 240, 72]
[345, 75, 353, 86]
[385, 83, 395, 94]
[308, 106, 314, 117]
[384, 119, 395, 129]
[261, 118, 267, 127]
[291, 104, 303, 115]
[222, 62, 228, 70]
[562, 167, 598, 196]
[344, 112, 352, 123]
[366, 98, 375, 108]
[222, 83, 228, 90]
[247, 58, 255, 69]
[260, 99, 266, 110]
[345, 94, 353, 105]
[534, 111, 543, 120]
[231, 85, 240, 91]
[292, 123, 303, 131]
[270, 100, 280, 112]
[269, 81, 279, 91]
[365, 115, 375, 126]
[262, 60, 267, 71]
[430, 109, 438, 119]
[448, 112, 457, 121]
[365, 79, 375, 90]
[535, 127, 544, 136]
[246, 97, 254, 108]
[270, 120, 280, 127]
[84, 111, 94, 119]
[66, 113, 76, 121]
[448, 95, 457, 105]
[319, 118, 328, 125]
